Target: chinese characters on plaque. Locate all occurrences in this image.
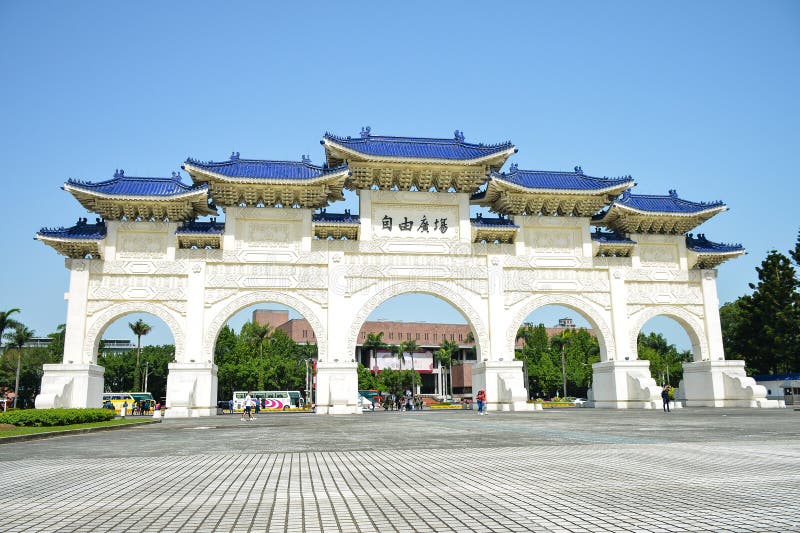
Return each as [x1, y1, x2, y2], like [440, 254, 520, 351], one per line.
[382, 215, 448, 234]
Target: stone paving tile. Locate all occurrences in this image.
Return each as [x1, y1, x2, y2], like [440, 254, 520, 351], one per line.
[1, 410, 799, 532]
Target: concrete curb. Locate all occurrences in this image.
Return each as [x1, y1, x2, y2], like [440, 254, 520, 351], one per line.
[0, 419, 161, 444]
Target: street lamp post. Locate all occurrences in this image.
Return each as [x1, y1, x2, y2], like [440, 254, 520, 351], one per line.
[561, 344, 567, 398]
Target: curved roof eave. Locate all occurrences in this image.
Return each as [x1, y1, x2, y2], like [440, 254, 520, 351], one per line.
[64, 183, 211, 203]
[489, 175, 634, 196]
[184, 163, 350, 185]
[323, 139, 516, 166]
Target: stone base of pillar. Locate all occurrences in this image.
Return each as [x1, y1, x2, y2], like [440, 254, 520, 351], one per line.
[314, 361, 360, 415]
[592, 360, 661, 409]
[35, 364, 105, 409]
[472, 360, 535, 412]
[681, 360, 783, 408]
[164, 362, 218, 418]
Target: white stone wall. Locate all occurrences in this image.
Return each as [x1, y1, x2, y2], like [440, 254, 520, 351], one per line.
[39, 191, 774, 415]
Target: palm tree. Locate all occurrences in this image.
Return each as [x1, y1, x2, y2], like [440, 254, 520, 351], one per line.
[249, 322, 272, 390]
[433, 348, 452, 399]
[439, 339, 459, 398]
[388, 344, 403, 370]
[402, 340, 420, 394]
[0, 308, 21, 354]
[4, 324, 34, 408]
[129, 319, 152, 392]
[363, 332, 387, 371]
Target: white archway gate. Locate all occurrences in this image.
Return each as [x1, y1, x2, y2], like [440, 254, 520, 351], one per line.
[36, 131, 778, 414]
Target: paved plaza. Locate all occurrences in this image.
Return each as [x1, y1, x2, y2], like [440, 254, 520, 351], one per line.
[1, 408, 799, 532]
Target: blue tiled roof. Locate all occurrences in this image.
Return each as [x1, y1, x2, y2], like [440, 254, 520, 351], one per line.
[470, 215, 519, 228]
[312, 210, 360, 224]
[685, 234, 744, 253]
[65, 170, 208, 197]
[492, 166, 633, 191]
[614, 190, 725, 214]
[591, 230, 636, 244]
[184, 154, 348, 180]
[37, 218, 106, 240]
[753, 373, 800, 381]
[322, 128, 515, 161]
[176, 219, 225, 235]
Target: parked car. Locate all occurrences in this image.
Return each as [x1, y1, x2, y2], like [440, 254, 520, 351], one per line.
[572, 398, 587, 406]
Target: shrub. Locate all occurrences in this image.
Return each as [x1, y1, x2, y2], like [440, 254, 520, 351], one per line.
[0, 408, 115, 427]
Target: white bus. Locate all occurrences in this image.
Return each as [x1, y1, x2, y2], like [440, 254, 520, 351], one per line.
[232, 391, 305, 411]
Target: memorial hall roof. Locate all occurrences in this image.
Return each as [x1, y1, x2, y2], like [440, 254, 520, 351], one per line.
[590, 229, 636, 244]
[470, 214, 518, 244]
[470, 214, 518, 228]
[63, 170, 216, 220]
[322, 128, 516, 166]
[592, 190, 727, 234]
[312, 210, 360, 224]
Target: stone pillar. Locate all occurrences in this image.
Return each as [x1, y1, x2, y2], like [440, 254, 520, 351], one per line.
[36, 364, 105, 409]
[700, 270, 725, 361]
[682, 360, 781, 408]
[317, 251, 359, 415]
[473, 361, 536, 411]
[37, 260, 101, 409]
[164, 362, 218, 417]
[592, 360, 660, 409]
[315, 361, 359, 414]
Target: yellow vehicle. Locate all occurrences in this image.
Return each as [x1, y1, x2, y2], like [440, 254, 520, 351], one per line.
[102, 392, 154, 415]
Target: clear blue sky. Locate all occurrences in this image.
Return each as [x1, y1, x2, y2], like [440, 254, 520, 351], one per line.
[1, 2, 798, 351]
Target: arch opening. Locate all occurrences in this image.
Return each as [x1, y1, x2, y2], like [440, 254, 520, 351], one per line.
[94, 311, 176, 404]
[350, 289, 485, 405]
[513, 304, 601, 401]
[635, 315, 698, 388]
[211, 302, 318, 408]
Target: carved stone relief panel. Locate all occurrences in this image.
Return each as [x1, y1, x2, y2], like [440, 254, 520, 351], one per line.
[88, 275, 186, 301]
[626, 281, 703, 305]
[525, 228, 581, 256]
[204, 264, 328, 290]
[117, 233, 168, 258]
[639, 244, 679, 267]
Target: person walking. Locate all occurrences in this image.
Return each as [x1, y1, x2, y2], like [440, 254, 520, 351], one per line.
[242, 391, 254, 421]
[476, 388, 486, 415]
[661, 385, 671, 413]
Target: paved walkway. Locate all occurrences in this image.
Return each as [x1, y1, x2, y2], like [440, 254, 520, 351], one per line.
[1, 408, 798, 532]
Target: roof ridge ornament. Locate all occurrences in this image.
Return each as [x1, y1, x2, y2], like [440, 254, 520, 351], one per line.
[574, 166, 583, 175]
[454, 130, 465, 142]
[171, 171, 181, 180]
[360, 126, 371, 138]
[301, 154, 312, 164]
[113, 169, 125, 178]
[230, 152, 240, 161]
[509, 163, 518, 172]
[669, 189, 678, 198]
[621, 189, 632, 200]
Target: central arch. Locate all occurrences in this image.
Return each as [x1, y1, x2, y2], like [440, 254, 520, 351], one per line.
[506, 294, 616, 362]
[204, 291, 327, 362]
[344, 280, 490, 363]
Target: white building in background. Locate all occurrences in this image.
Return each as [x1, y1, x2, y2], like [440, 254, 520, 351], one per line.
[34, 128, 780, 416]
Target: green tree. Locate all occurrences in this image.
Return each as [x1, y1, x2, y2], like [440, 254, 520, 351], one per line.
[357, 363, 378, 390]
[438, 339, 459, 397]
[637, 332, 689, 386]
[363, 332, 386, 371]
[47, 324, 66, 360]
[4, 324, 35, 408]
[738, 251, 800, 374]
[0, 308, 21, 355]
[128, 319, 152, 392]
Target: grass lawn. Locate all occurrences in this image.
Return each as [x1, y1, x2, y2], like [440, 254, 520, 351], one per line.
[0, 418, 155, 438]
